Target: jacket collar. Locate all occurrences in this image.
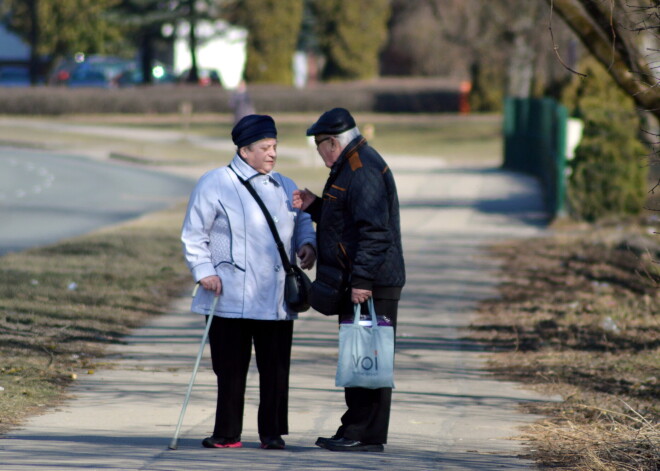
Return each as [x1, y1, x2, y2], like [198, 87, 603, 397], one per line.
[229, 154, 279, 185]
[330, 136, 366, 175]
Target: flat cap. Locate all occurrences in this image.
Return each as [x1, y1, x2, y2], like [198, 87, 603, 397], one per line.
[232, 114, 277, 148]
[306, 107, 356, 136]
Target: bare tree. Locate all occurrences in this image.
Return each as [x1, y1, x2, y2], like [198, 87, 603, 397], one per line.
[546, 0, 660, 122]
[381, 0, 578, 109]
[441, 0, 580, 109]
[547, 1, 660, 215]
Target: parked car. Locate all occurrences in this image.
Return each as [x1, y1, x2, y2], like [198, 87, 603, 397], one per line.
[67, 67, 114, 88]
[0, 65, 31, 87]
[48, 54, 133, 88]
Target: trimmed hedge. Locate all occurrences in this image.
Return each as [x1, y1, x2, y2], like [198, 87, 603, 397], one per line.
[0, 78, 462, 115]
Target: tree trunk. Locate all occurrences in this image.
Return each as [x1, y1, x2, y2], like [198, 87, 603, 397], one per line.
[140, 32, 154, 85]
[28, 0, 40, 85]
[187, 0, 199, 84]
[507, 34, 535, 97]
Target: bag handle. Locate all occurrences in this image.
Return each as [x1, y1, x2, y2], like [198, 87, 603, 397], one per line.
[229, 166, 293, 273]
[352, 298, 378, 326]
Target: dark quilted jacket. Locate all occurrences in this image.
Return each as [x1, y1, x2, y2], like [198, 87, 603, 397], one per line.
[307, 136, 405, 298]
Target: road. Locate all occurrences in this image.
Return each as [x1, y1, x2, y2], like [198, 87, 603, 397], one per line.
[0, 147, 195, 255]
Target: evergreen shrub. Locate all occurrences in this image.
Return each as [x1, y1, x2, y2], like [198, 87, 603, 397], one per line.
[562, 58, 648, 221]
[237, 0, 303, 85]
[313, 0, 391, 81]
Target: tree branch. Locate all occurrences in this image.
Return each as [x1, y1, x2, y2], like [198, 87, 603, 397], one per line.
[549, 0, 588, 77]
[546, 0, 660, 121]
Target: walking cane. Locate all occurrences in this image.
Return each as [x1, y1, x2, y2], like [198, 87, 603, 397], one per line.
[168, 285, 219, 450]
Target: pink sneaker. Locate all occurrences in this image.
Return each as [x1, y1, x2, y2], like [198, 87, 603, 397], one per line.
[202, 436, 242, 448]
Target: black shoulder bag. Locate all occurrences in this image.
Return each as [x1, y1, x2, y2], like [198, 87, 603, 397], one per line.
[230, 167, 312, 312]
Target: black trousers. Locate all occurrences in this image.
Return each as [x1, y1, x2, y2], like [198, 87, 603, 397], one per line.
[335, 298, 399, 445]
[207, 317, 293, 439]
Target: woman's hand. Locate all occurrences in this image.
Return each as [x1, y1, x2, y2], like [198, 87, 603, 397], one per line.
[199, 275, 222, 296]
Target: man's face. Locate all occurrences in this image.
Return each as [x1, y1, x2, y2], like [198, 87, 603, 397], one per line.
[240, 138, 277, 174]
[314, 134, 341, 168]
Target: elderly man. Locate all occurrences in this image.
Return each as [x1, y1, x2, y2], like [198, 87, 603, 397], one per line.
[293, 108, 405, 452]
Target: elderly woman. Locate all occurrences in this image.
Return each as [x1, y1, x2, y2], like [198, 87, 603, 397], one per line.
[181, 114, 316, 450]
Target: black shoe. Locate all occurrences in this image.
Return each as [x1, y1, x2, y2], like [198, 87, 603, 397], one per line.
[202, 436, 242, 448]
[260, 435, 285, 450]
[315, 434, 341, 447]
[319, 437, 384, 452]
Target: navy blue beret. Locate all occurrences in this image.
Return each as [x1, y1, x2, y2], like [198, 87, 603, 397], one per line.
[306, 108, 356, 136]
[232, 114, 277, 148]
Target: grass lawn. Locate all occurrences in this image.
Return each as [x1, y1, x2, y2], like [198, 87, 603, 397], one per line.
[47, 111, 504, 162]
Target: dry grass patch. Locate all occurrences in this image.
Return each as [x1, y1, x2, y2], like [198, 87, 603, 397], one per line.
[526, 400, 659, 470]
[472, 220, 659, 470]
[0, 205, 191, 434]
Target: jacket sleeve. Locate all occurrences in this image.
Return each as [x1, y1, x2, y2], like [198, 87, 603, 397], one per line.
[305, 196, 322, 223]
[282, 176, 317, 256]
[293, 209, 316, 255]
[347, 166, 391, 290]
[181, 173, 220, 282]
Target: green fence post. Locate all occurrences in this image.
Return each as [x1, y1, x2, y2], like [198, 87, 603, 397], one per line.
[503, 97, 517, 169]
[553, 103, 568, 218]
[502, 96, 569, 219]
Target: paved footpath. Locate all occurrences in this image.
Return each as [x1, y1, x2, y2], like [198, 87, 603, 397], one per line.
[0, 151, 558, 470]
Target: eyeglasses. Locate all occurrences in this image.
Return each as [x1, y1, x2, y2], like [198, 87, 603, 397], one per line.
[314, 137, 332, 148]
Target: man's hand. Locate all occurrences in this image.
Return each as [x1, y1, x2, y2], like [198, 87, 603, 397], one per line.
[292, 188, 317, 211]
[297, 244, 316, 270]
[199, 275, 222, 296]
[351, 288, 372, 304]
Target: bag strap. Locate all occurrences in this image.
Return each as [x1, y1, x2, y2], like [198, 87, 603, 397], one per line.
[229, 166, 293, 273]
[352, 298, 377, 325]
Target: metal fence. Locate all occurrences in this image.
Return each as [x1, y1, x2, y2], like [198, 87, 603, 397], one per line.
[502, 96, 568, 218]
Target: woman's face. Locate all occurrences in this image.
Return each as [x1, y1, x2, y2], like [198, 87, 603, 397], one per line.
[240, 138, 277, 174]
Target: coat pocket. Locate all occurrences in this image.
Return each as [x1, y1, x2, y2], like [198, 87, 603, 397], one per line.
[215, 262, 246, 313]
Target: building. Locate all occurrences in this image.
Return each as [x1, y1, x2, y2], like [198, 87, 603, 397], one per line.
[0, 23, 30, 65]
[171, 20, 247, 89]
